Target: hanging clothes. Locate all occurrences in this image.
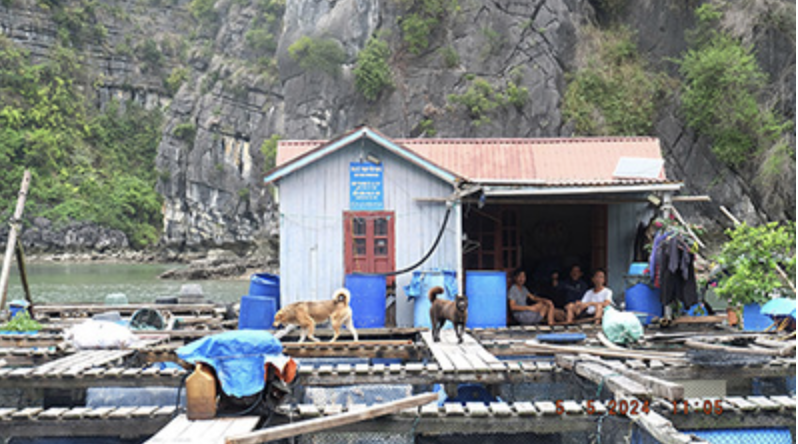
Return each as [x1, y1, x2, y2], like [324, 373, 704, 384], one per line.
[649, 232, 668, 286]
[657, 233, 698, 308]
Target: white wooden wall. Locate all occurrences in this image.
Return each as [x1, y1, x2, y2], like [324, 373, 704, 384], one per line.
[277, 139, 457, 327]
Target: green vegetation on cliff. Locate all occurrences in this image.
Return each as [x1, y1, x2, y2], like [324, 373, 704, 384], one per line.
[0, 37, 163, 248]
[563, 26, 667, 136]
[288, 36, 346, 77]
[447, 75, 528, 127]
[354, 37, 394, 101]
[678, 4, 792, 169]
[398, 0, 460, 55]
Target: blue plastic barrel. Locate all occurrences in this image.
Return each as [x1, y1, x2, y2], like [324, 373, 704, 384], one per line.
[624, 283, 662, 325]
[345, 274, 386, 328]
[405, 270, 456, 329]
[465, 271, 507, 328]
[250, 273, 280, 299]
[238, 295, 277, 330]
[743, 303, 773, 331]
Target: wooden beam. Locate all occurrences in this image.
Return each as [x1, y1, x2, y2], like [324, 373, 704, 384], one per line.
[579, 355, 684, 401]
[684, 339, 795, 357]
[671, 315, 728, 324]
[0, 170, 31, 310]
[225, 392, 438, 444]
[669, 205, 706, 249]
[34, 303, 220, 315]
[671, 196, 711, 202]
[523, 341, 688, 363]
[624, 399, 706, 444]
[556, 355, 650, 398]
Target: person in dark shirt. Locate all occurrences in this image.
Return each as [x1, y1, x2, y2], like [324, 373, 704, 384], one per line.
[537, 270, 568, 310]
[561, 264, 589, 306]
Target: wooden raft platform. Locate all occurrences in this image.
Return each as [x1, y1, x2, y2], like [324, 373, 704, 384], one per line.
[145, 414, 260, 444]
[421, 330, 503, 373]
[1, 396, 790, 439]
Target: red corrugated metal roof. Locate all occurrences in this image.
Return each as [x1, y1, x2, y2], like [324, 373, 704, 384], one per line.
[276, 136, 668, 184]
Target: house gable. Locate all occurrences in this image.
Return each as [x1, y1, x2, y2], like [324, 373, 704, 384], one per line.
[264, 127, 460, 185]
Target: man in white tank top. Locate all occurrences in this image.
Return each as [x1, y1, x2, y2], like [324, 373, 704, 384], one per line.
[565, 269, 613, 324]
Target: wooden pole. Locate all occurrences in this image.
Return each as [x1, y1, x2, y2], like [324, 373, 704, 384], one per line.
[0, 170, 31, 311]
[14, 240, 32, 315]
[523, 341, 688, 363]
[669, 206, 706, 249]
[225, 392, 438, 444]
[684, 339, 795, 357]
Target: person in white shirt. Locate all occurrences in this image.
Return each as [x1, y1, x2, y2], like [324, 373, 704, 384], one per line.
[565, 269, 613, 324]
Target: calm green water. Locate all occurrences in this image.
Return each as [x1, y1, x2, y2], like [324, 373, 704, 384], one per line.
[5, 262, 250, 305]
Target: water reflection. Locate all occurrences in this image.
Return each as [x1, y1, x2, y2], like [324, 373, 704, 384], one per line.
[6, 263, 249, 305]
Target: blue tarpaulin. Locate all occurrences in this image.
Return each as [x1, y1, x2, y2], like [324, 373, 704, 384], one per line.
[177, 330, 288, 398]
[403, 269, 458, 300]
[761, 298, 797, 318]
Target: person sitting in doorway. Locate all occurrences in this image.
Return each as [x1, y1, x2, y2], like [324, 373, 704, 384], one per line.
[536, 270, 567, 310]
[561, 264, 589, 307]
[565, 268, 613, 324]
[508, 269, 559, 326]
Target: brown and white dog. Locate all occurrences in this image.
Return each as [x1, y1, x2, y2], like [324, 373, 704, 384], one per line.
[429, 286, 468, 344]
[272, 288, 358, 343]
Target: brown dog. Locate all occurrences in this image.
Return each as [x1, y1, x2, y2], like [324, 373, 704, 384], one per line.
[429, 286, 468, 344]
[273, 288, 358, 343]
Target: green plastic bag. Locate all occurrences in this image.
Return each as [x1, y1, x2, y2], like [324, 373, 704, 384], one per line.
[602, 306, 643, 345]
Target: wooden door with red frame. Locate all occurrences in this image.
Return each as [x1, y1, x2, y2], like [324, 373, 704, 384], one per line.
[344, 211, 395, 285]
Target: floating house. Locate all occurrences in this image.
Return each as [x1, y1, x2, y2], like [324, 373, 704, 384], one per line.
[264, 127, 681, 327]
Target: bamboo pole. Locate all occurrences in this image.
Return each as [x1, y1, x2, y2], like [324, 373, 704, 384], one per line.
[225, 392, 438, 444]
[669, 205, 706, 249]
[15, 240, 32, 314]
[0, 170, 31, 311]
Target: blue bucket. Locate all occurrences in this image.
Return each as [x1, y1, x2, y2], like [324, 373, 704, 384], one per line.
[465, 270, 507, 328]
[238, 295, 278, 330]
[743, 303, 773, 331]
[345, 274, 386, 328]
[625, 283, 662, 325]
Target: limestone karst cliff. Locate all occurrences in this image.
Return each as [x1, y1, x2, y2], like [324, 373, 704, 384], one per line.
[0, 0, 794, 257]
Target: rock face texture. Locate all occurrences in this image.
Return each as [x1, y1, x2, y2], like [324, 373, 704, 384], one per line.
[0, 0, 794, 254]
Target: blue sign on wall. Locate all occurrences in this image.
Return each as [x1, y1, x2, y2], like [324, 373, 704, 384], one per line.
[350, 162, 383, 210]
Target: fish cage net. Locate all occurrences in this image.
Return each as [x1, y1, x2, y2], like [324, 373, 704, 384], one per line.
[287, 413, 795, 444]
[289, 416, 660, 444]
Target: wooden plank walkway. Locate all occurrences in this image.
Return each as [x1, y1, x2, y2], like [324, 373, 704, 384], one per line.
[0, 396, 793, 440]
[32, 350, 134, 374]
[145, 414, 260, 444]
[0, 354, 792, 390]
[420, 330, 501, 374]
